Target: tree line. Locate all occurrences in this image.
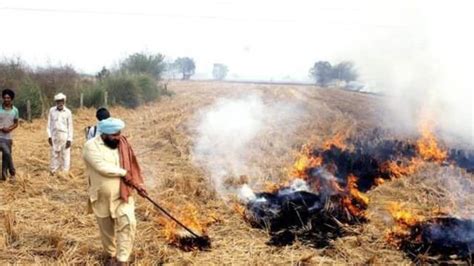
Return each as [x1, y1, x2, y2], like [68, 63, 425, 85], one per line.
[0, 51, 363, 120]
[0, 52, 234, 119]
[309, 61, 359, 88]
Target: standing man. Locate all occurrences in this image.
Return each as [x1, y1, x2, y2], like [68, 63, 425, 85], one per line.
[47, 93, 73, 175]
[83, 117, 146, 265]
[0, 89, 19, 182]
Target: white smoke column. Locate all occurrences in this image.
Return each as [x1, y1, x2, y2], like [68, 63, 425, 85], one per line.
[390, 3, 472, 145]
[335, 2, 474, 146]
[192, 94, 305, 196]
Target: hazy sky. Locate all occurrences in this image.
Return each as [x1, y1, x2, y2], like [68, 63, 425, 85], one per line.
[0, 1, 472, 83]
[1, 1, 473, 142]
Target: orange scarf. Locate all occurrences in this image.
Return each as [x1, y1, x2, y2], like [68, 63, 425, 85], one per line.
[118, 136, 144, 202]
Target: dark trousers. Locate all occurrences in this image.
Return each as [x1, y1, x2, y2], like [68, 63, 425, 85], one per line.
[0, 139, 15, 180]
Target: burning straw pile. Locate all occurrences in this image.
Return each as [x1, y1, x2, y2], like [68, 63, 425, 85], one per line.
[234, 125, 474, 255]
[387, 202, 474, 263]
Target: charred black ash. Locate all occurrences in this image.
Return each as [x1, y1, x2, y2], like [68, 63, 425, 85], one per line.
[170, 230, 211, 251]
[316, 135, 474, 191]
[243, 130, 474, 248]
[245, 186, 365, 247]
[399, 217, 474, 262]
[246, 191, 324, 232]
[312, 138, 418, 191]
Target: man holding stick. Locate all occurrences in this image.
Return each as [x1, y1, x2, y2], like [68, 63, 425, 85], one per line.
[83, 117, 147, 265]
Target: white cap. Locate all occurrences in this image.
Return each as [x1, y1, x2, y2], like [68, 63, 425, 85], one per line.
[54, 93, 66, 101]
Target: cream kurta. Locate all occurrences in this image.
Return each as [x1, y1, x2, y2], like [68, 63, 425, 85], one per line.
[83, 135, 134, 218]
[83, 135, 136, 262]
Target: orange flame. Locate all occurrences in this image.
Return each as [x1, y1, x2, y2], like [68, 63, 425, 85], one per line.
[323, 131, 348, 150]
[288, 134, 371, 218]
[290, 132, 349, 181]
[387, 202, 421, 226]
[385, 202, 425, 245]
[416, 120, 447, 162]
[347, 174, 370, 206]
[342, 174, 369, 217]
[290, 144, 323, 179]
[157, 203, 207, 249]
[381, 158, 423, 179]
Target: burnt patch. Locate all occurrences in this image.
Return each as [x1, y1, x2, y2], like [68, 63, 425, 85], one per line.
[399, 217, 474, 263]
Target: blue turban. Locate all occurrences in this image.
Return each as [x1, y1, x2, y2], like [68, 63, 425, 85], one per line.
[98, 117, 125, 135]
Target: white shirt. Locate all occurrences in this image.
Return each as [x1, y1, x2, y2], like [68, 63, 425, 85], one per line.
[47, 106, 73, 142]
[86, 124, 101, 141]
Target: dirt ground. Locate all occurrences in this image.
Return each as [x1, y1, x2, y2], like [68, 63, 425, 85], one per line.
[0, 80, 471, 265]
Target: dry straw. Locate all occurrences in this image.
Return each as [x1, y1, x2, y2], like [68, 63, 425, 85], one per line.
[0, 81, 471, 264]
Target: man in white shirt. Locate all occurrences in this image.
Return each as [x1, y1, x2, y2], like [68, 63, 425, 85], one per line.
[47, 93, 73, 175]
[85, 107, 110, 141]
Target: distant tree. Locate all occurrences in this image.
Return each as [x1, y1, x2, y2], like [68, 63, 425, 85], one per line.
[332, 61, 358, 82]
[120, 52, 165, 80]
[0, 57, 28, 90]
[33, 65, 80, 102]
[309, 61, 333, 86]
[173, 57, 195, 80]
[212, 63, 229, 80]
[96, 66, 110, 81]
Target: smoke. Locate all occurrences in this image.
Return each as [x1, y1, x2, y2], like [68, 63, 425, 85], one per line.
[192, 94, 306, 196]
[346, 2, 474, 146]
[238, 184, 257, 203]
[435, 167, 474, 220]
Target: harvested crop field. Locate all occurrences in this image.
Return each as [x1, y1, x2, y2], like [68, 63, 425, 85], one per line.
[0, 80, 472, 265]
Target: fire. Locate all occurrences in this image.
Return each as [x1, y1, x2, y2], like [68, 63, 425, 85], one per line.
[385, 202, 424, 245]
[156, 203, 208, 251]
[385, 202, 429, 244]
[347, 174, 369, 206]
[287, 134, 372, 219]
[379, 119, 448, 180]
[290, 132, 350, 180]
[290, 144, 322, 179]
[386, 201, 474, 261]
[342, 174, 369, 217]
[387, 202, 422, 227]
[289, 132, 349, 181]
[381, 158, 422, 179]
[323, 131, 348, 150]
[416, 120, 447, 162]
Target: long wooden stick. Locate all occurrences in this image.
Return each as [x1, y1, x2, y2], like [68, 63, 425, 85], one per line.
[129, 183, 202, 239]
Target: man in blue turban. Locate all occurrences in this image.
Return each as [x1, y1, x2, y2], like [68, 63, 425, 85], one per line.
[83, 117, 146, 265]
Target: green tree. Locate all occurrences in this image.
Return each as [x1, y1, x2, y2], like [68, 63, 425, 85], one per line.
[96, 66, 110, 81]
[120, 52, 165, 80]
[309, 61, 333, 86]
[32, 65, 81, 107]
[173, 57, 196, 80]
[0, 57, 28, 90]
[103, 75, 141, 108]
[212, 63, 229, 80]
[332, 61, 358, 83]
[15, 78, 44, 119]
